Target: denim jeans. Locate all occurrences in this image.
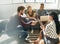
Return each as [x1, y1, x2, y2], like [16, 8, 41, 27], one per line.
[17, 25, 28, 44]
[44, 36, 59, 44]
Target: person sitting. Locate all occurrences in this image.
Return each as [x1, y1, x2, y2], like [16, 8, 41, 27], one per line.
[37, 3, 47, 17]
[7, 6, 37, 44]
[26, 6, 41, 33]
[35, 12, 59, 44]
[34, 12, 60, 44]
[29, 10, 41, 33]
[26, 6, 37, 20]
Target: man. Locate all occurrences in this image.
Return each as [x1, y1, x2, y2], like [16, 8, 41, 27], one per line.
[37, 3, 47, 30]
[7, 6, 36, 44]
[37, 3, 47, 16]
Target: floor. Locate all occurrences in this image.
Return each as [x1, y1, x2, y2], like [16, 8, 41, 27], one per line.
[0, 28, 60, 44]
[0, 28, 27, 44]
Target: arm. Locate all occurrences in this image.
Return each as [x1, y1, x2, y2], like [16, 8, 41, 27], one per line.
[20, 17, 37, 26]
[40, 24, 50, 36]
[20, 17, 31, 26]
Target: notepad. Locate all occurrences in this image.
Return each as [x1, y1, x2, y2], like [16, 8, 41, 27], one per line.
[40, 16, 48, 21]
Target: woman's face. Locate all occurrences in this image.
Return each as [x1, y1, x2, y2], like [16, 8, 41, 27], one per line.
[28, 7, 32, 13]
[48, 15, 53, 22]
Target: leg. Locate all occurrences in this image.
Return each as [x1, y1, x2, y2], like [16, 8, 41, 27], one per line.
[39, 39, 45, 44]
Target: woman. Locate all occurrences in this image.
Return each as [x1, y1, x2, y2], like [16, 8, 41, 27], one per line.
[40, 12, 59, 44]
[30, 10, 40, 33]
[26, 6, 40, 33]
[26, 6, 37, 21]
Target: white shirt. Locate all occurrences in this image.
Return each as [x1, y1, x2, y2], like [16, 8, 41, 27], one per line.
[21, 13, 27, 18]
[44, 20, 58, 39]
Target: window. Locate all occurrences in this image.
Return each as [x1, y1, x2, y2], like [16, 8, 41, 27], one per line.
[12, 0, 24, 3]
[0, 0, 56, 4]
[36, 0, 45, 3]
[25, 0, 56, 3]
[46, 0, 55, 3]
[25, 0, 35, 2]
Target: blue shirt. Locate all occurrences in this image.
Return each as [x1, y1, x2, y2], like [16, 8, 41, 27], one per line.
[37, 9, 47, 16]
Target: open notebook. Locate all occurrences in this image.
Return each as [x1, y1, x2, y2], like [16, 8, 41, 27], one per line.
[40, 16, 49, 21]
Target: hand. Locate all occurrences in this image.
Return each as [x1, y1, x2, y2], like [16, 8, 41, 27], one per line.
[40, 25, 45, 30]
[31, 21, 37, 26]
[34, 18, 37, 21]
[32, 18, 37, 21]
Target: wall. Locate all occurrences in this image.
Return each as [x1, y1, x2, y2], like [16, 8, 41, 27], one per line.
[0, 0, 59, 19]
[58, 0, 60, 10]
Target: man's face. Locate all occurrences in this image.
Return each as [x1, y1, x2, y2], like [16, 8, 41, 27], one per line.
[40, 5, 44, 10]
[18, 10, 24, 16]
[20, 10, 24, 15]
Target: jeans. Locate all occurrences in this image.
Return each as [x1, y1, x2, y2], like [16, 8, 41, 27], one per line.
[17, 25, 28, 44]
[44, 36, 59, 44]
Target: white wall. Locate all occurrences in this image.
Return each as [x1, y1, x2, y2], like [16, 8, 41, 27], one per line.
[0, 0, 59, 19]
[25, 2, 58, 9]
[58, 0, 60, 10]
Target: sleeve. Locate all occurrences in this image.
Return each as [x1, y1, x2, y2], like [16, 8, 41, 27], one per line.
[44, 10, 47, 15]
[7, 16, 17, 30]
[20, 17, 32, 27]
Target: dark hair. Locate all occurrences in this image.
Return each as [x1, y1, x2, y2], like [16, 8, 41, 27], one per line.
[17, 6, 25, 12]
[49, 12, 60, 34]
[32, 10, 36, 15]
[40, 3, 44, 6]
